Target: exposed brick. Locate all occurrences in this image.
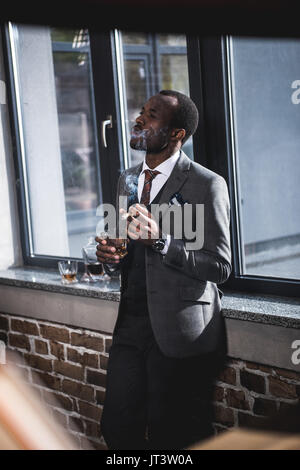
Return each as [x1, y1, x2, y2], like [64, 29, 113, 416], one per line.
[238, 411, 266, 428]
[84, 419, 101, 438]
[226, 388, 250, 410]
[40, 324, 70, 343]
[43, 390, 74, 411]
[100, 355, 108, 370]
[105, 338, 112, 354]
[9, 333, 31, 351]
[86, 369, 106, 387]
[70, 332, 104, 352]
[62, 379, 94, 402]
[275, 368, 300, 382]
[35, 339, 49, 355]
[54, 360, 84, 381]
[11, 319, 39, 336]
[78, 401, 102, 421]
[240, 370, 265, 394]
[269, 376, 298, 399]
[0, 316, 9, 331]
[24, 353, 52, 372]
[218, 367, 236, 386]
[69, 416, 85, 433]
[67, 347, 99, 368]
[253, 397, 277, 416]
[245, 361, 272, 374]
[214, 404, 234, 427]
[279, 401, 300, 414]
[95, 389, 106, 405]
[50, 341, 65, 360]
[31, 371, 61, 391]
[213, 385, 225, 402]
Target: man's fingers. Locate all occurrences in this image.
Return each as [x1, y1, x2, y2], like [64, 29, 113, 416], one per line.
[96, 243, 116, 253]
[95, 237, 107, 244]
[95, 241, 121, 263]
[128, 228, 140, 240]
[135, 203, 149, 216]
[96, 250, 120, 262]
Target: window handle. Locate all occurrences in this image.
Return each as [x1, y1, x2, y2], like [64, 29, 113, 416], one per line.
[101, 115, 113, 148]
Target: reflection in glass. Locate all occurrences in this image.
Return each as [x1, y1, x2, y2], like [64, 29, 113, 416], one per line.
[9, 24, 102, 259]
[228, 36, 300, 280]
[51, 29, 102, 258]
[158, 34, 187, 47]
[160, 55, 190, 96]
[120, 32, 193, 166]
[122, 32, 148, 45]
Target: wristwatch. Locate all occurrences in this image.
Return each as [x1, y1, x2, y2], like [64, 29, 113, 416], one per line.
[151, 235, 167, 253]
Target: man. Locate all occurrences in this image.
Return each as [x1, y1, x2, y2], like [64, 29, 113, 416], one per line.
[96, 90, 231, 450]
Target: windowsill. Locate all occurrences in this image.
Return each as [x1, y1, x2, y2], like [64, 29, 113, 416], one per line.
[0, 266, 299, 327]
[1, 267, 300, 371]
[0, 266, 121, 302]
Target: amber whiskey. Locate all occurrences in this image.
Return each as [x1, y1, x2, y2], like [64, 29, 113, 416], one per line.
[87, 263, 104, 276]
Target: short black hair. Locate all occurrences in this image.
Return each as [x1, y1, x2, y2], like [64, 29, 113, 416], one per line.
[159, 90, 199, 145]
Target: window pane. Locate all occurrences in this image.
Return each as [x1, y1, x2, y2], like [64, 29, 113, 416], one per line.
[158, 34, 186, 47]
[10, 24, 101, 258]
[122, 32, 148, 45]
[51, 28, 80, 43]
[119, 32, 193, 166]
[228, 37, 300, 280]
[160, 55, 190, 97]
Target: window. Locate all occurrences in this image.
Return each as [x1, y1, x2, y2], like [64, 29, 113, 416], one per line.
[5, 24, 194, 266]
[5, 22, 299, 296]
[7, 24, 101, 259]
[119, 31, 193, 167]
[227, 37, 300, 282]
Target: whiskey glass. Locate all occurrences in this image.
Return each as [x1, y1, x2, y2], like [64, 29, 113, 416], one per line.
[58, 260, 78, 285]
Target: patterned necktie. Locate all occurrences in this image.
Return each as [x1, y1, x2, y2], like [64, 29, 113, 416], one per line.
[140, 169, 161, 206]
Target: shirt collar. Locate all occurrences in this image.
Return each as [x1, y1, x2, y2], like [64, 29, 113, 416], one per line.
[141, 150, 181, 177]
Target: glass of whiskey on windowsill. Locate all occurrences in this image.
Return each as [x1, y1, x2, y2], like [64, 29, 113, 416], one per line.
[58, 260, 78, 285]
[81, 237, 106, 283]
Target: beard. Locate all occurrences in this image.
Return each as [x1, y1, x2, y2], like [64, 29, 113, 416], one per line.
[130, 126, 169, 153]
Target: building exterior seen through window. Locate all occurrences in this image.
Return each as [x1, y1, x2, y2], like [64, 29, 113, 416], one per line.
[120, 31, 192, 167]
[228, 37, 300, 280]
[6, 24, 300, 288]
[9, 26, 191, 259]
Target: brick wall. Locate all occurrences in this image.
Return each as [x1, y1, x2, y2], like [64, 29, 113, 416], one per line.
[213, 359, 300, 433]
[0, 312, 111, 450]
[1, 311, 300, 449]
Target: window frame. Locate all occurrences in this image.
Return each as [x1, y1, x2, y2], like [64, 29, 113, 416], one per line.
[198, 36, 300, 297]
[2, 25, 124, 269]
[2, 23, 299, 296]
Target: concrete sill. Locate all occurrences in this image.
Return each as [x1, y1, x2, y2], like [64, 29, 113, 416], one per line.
[0, 267, 300, 372]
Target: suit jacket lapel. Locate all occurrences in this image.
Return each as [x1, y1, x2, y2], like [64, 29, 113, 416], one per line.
[157, 150, 190, 206]
[122, 150, 191, 211]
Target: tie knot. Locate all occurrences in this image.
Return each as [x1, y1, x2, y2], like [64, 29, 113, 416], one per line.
[143, 169, 160, 182]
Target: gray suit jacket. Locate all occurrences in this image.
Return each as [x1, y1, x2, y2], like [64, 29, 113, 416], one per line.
[109, 150, 231, 358]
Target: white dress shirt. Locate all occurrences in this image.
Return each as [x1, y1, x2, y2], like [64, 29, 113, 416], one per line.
[137, 150, 180, 254]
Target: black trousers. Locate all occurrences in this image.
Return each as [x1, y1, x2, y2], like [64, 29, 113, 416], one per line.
[101, 299, 227, 451]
